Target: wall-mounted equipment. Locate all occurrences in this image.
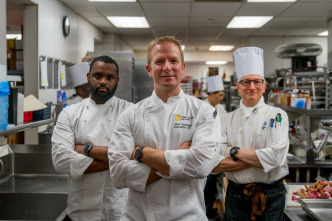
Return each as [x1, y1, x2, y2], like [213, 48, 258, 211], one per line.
[274, 43, 322, 73]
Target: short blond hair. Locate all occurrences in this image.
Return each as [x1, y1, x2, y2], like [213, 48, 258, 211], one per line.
[147, 35, 184, 66]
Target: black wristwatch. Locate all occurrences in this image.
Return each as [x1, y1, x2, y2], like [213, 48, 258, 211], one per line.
[84, 144, 93, 156]
[134, 146, 145, 163]
[230, 146, 240, 161]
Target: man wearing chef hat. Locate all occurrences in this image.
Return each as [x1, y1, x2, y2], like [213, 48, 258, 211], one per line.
[66, 62, 90, 106]
[212, 47, 289, 221]
[52, 56, 133, 220]
[205, 75, 227, 219]
[206, 75, 227, 117]
[108, 36, 222, 220]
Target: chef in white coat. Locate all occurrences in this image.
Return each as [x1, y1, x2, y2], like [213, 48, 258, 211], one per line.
[206, 75, 227, 118]
[204, 75, 227, 219]
[66, 62, 90, 106]
[52, 56, 133, 221]
[212, 47, 289, 221]
[108, 36, 222, 221]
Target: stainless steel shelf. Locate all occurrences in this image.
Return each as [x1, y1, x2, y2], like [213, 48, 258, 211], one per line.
[319, 123, 332, 132]
[270, 104, 332, 117]
[0, 118, 53, 137]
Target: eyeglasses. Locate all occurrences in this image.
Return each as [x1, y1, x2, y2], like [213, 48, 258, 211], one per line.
[238, 79, 264, 88]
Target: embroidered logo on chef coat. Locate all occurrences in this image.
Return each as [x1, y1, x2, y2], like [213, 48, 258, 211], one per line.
[175, 114, 181, 121]
[173, 114, 194, 129]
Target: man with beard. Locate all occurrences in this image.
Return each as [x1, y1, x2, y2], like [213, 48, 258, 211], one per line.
[52, 56, 133, 221]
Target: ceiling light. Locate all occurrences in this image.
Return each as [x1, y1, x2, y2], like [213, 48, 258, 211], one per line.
[209, 45, 234, 51]
[248, 0, 297, 2]
[6, 34, 22, 40]
[318, 31, 328, 36]
[206, 61, 228, 65]
[107, 16, 149, 28]
[227, 16, 273, 28]
[89, 0, 136, 2]
[181, 45, 185, 51]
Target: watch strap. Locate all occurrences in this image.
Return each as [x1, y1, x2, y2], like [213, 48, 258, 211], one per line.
[135, 146, 145, 163]
[84, 144, 93, 156]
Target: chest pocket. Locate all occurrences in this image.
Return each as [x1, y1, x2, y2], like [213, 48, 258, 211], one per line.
[255, 127, 268, 150]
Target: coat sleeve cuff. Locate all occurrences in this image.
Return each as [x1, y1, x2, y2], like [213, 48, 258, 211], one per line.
[71, 154, 94, 179]
[164, 149, 186, 178]
[126, 162, 151, 192]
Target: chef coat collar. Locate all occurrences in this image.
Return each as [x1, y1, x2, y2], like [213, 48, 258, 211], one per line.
[240, 97, 265, 118]
[151, 89, 184, 104]
[87, 95, 115, 107]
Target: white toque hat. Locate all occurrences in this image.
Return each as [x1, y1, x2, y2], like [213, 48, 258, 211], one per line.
[207, 75, 224, 92]
[68, 62, 90, 88]
[233, 47, 264, 81]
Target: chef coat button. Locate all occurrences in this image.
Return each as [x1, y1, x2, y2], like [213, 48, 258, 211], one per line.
[239, 131, 243, 135]
[84, 136, 87, 140]
[240, 113, 244, 117]
[253, 130, 256, 134]
[86, 106, 89, 109]
[84, 120, 87, 123]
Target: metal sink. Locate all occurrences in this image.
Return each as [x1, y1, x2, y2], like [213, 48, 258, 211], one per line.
[0, 174, 68, 220]
[0, 192, 67, 220]
[0, 144, 69, 220]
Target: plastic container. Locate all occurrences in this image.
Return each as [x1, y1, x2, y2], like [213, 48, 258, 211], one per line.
[0, 81, 10, 131]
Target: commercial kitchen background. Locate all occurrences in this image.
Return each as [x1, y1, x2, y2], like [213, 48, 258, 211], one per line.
[0, 0, 331, 162]
[1, 1, 332, 220]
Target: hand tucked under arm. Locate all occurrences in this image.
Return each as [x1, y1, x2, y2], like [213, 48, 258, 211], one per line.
[75, 145, 109, 163]
[223, 146, 263, 168]
[84, 160, 109, 174]
[130, 141, 193, 184]
[236, 148, 263, 168]
[212, 158, 250, 173]
[178, 141, 192, 150]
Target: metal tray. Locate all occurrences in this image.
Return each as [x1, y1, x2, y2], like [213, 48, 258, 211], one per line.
[297, 199, 332, 221]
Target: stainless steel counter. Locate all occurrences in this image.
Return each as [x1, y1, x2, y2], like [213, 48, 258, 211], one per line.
[285, 207, 312, 221]
[0, 144, 68, 220]
[0, 174, 68, 193]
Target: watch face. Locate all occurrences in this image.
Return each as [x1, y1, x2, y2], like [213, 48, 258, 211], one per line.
[230, 147, 238, 158]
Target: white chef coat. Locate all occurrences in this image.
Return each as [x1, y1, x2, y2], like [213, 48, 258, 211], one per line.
[66, 95, 83, 106]
[220, 97, 289, 184]
[52, 96, 133, 221]
[204, 99, 227, 123]
[109, 90, 222, 221]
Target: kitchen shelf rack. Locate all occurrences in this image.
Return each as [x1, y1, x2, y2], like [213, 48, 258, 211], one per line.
[0, 118, 53, 137]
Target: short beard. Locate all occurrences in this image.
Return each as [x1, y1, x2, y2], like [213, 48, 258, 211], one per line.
[89, 82, 118, 103]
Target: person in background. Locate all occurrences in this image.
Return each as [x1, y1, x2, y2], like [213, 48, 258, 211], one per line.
[206, 75, 227, 118]
[108, 35, 222, 220]
[66, 62, 90, 106]
[204, 75, 227, 220]
[52, 56, 133, 221]
[212, 47, 289, 221]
